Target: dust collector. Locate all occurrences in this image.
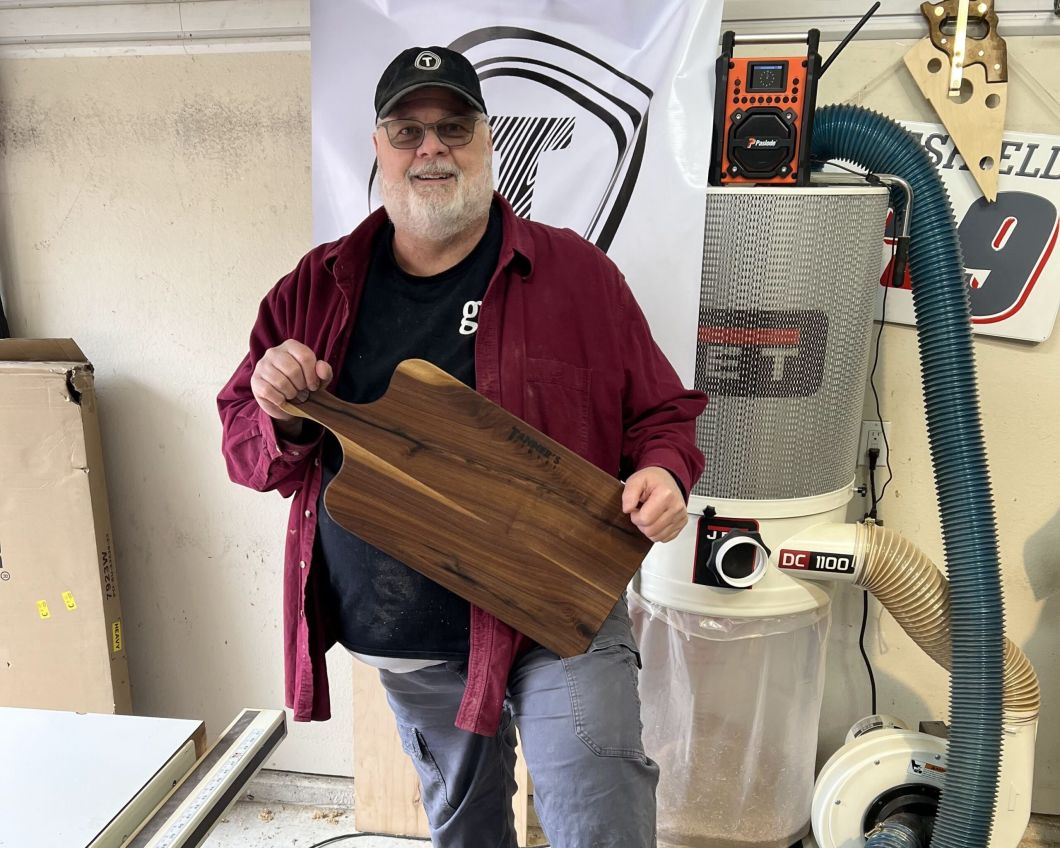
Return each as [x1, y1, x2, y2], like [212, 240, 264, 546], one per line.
[632, 180, 889, 848]
[632, 105, 1039, 848]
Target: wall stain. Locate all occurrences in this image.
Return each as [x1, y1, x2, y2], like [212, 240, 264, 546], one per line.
[173, 99, 308, 161]
[0, 97, 45, 155]
[0, 71, 309, 162]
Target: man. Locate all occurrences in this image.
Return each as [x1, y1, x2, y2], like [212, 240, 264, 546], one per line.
[218, 45, 706, 847]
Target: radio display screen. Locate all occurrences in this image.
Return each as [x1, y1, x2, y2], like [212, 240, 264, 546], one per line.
[747, 62, 787, 92]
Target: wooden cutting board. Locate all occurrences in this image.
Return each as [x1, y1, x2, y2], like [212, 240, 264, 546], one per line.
[282, 359, 652, 658]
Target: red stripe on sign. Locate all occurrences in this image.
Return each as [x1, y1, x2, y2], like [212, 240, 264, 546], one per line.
[992, 216, 1017, 251]
[975, 218, 1059, 325]
[699, 327, 801, 345]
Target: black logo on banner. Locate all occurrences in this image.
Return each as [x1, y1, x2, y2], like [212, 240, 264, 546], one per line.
[448, 28, 653, 251]
[697, 309, 828, 398]
[368, 31, 651, 251]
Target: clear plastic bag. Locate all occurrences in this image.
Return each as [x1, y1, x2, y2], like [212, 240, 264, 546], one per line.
[629, 590, 830, 848]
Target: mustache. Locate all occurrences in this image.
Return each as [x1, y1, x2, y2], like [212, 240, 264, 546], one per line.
[407, 164, 460, 179]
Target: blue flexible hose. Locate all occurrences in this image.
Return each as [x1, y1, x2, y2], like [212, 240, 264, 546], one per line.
[811, 105, 1005, 848]
[865, 820, 925, 848]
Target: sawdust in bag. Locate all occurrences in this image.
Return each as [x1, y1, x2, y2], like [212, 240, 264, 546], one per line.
[629, 590, 830, 848]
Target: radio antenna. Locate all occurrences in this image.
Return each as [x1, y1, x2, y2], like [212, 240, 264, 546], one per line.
[820, 2, 881, 77]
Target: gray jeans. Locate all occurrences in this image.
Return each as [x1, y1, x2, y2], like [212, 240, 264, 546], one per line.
[378, 601, 659, 848]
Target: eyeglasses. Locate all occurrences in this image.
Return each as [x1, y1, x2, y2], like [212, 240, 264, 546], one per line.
[378, 116, 483, 150]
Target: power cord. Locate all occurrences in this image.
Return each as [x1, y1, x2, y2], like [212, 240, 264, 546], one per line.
[858, 590, 879, 715]
[816, 156, 901, 716]
[306, 834, 429, 847]
[859, 229, 894, 717]
[866, 447, 882, 520]
[866, 272, 895, 516]
[305, 833, 550, 847]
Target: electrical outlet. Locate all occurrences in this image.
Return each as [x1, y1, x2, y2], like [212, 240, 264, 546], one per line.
[859, 420, 891, 467]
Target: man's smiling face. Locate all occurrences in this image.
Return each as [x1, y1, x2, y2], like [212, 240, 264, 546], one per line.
[373, 87, 494, 242]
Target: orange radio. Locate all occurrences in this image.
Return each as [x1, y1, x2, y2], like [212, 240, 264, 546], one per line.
[709, 5, 879, 187]
[709, 30, 822, 187]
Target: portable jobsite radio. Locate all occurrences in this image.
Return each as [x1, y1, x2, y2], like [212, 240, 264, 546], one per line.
[709, 30, 822, 187]
[708, 4, 880, 187]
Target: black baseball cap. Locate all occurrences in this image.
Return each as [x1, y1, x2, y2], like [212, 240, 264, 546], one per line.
[374, 46, 487, 119]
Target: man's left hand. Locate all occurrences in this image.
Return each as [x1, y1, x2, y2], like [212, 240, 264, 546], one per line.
[622, 467, 688, 543]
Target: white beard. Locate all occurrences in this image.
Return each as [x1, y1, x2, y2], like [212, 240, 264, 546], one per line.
[380, 151, 494, 242]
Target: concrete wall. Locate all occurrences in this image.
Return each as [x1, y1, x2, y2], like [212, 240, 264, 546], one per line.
[0, 34, 1056, 803]
[0, 51, 352, 776]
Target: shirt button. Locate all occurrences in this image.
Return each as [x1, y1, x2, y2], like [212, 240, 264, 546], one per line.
[314, 458, 320, 467]
[305, 510, 312, 518]
[299, 560, 306, 569]
[292, 450, 301, 457]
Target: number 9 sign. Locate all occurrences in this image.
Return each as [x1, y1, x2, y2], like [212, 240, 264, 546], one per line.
[961, 191, 1059, 325]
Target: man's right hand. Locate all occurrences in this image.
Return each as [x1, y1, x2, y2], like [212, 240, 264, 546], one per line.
[251, 340, 333, 435]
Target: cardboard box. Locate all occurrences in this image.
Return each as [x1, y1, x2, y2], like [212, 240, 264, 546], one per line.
[0, 339, 131, 713]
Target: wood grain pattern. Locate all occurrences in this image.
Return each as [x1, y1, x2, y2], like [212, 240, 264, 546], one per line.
[283, 359, 651, 657]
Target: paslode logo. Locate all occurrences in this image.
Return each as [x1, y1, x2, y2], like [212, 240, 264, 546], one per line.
[746, 136, 778, 148]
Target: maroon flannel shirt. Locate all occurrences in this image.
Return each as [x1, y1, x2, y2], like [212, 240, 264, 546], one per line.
[218, 193, 707, 736]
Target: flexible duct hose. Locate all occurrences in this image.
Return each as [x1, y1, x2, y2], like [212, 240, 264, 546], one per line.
[813, 106, 1005, 848]
[865, 814, 929, 848]
[856, 522, 1040, 721]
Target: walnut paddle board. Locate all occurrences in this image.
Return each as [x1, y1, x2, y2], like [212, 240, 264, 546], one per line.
[282, 359, 652, 658]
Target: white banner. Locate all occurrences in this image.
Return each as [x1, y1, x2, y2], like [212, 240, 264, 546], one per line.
[310, 0, 723, 384]
[876, 122, 1060, 343]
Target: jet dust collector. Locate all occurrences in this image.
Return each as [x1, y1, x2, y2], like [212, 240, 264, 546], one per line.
[631, 181, 890, 848]
[633, 101, 1041, 848]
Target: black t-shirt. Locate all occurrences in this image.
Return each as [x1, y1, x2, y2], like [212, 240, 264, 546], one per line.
[316, 204, 502, 659]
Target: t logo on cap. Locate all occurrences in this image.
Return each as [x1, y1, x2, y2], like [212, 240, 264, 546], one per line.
[415, 51, 441, 71]
[374, 45, 488, 119]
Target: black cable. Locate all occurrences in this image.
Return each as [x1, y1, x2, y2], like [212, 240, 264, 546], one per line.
[869, 260, 895, 506]
[858, 590, 879, 715]
[867, 451, 881, 520]
[815, 155, 891, 715]
[305, 833, 429, 848]
[861, 210, 895, 522]
[859, 222, 894, 714]
[305, 834, 549, 848]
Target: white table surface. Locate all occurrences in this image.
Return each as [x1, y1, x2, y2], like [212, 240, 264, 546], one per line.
[0, 707, 203, 848]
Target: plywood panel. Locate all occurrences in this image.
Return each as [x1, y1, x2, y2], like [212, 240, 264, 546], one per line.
[352, 662, 530, 842]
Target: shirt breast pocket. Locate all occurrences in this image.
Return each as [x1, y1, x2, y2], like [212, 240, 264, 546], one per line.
[524, 357, 591, 458]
